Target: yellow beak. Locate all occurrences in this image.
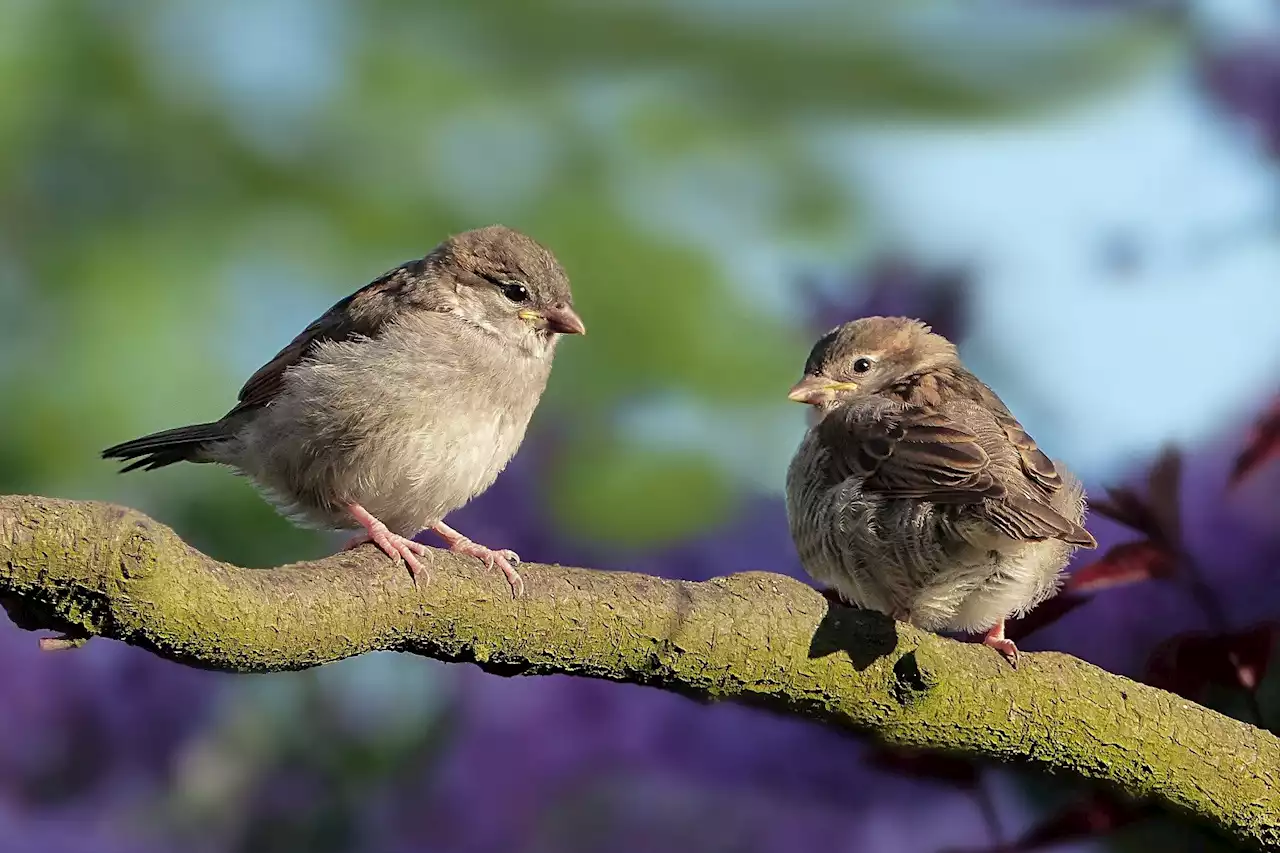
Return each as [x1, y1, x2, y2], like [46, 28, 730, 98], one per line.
[787, 375, 857, 405]
[519, 306, 586, 336]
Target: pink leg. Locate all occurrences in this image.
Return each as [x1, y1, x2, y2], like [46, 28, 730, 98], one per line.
[343, 503, 431, 585]
[431, 520, 524, 598]
[982, 619, 1019, 669]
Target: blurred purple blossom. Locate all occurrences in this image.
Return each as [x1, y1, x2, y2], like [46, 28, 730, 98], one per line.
[1202, 42, 1280, 159]
[0, 623, 223, 851]
[798, 255, 970, 343]
[0, 802, 173, 853]
[387, 675, 1002, 853]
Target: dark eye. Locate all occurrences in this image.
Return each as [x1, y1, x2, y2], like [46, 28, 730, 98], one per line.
[499, 281, 530, 303]
[852, 357, 873, 374]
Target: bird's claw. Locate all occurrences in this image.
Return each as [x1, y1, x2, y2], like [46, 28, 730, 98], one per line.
[344, 525, 431, 586]
[982, 622, 1019, 669]
[448, 537, 524, 598]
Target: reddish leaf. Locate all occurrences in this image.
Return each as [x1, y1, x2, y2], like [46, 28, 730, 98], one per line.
[1063, 540, 1177, 595]
[1146, 624, 1279, 699]
[1231, 397, 1280, 487]
[943, 793, 1149, 853]
[1089, 486, 1164, 542]
[1005, 595, 1090, 643]
[1090, 448, 1185, 545]
[867, 746, 980, 789]
[1144, 446, 1182, 547]
[1008, 541, 1176, 643]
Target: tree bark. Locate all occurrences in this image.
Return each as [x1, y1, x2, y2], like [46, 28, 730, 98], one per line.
[1, 495, 1276, 850]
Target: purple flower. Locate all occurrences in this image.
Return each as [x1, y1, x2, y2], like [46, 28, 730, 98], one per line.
[1202, 43, 1280, 159]
[0, 623, 223, 851]
[799, 256, 970, 343]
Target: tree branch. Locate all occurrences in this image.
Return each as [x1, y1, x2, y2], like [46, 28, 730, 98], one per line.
[2, 495, 1277, 849]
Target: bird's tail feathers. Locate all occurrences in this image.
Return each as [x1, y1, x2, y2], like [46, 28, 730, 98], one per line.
[989, 493, 1098, 549]
[101, 422, 230, 472]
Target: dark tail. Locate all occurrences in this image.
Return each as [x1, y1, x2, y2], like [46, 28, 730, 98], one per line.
[102, 422, 230, 472]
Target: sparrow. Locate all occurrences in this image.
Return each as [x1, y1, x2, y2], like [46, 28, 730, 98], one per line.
[784, 317, 1096, 666]
[103, 225, 585, 596]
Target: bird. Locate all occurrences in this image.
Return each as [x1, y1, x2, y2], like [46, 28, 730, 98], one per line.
[103, 225, 585, 597]
[784, 316, 1096, 667]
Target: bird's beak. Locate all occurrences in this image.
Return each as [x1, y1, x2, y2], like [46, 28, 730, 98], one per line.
[521, 306, 586, 336]
[787, 376, 856, 405]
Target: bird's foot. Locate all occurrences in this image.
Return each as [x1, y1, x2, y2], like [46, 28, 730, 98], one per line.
[982, 620, 1019, 669]
[344, 504, 431, 585]
[431, 520, 523, 598]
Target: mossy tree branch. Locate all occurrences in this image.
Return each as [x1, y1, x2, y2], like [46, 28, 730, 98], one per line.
[1, 495, 1277, 849]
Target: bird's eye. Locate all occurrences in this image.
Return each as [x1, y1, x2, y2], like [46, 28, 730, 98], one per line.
[852, 357, 873, 374]
[499, 282, 530, 303]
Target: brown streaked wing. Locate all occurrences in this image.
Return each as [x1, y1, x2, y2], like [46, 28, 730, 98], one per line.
[966, 380, 1063, 494]
[819, 404, 1005, 504]
[995, 410, 1063, 493]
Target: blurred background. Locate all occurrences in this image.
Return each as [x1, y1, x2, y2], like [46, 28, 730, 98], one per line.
[2, 1, 1279, 851]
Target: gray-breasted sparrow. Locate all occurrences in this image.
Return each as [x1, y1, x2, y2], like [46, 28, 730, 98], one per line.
[785, 317, 1095, 666]
[104, 225, 585, 596]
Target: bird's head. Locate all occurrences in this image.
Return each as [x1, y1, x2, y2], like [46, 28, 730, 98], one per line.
[787, 316, 959, 411]
[428, 225, 585, 355]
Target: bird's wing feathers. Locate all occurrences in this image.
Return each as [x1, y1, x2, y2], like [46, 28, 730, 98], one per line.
[971, 384, 1064, 494]
[979, 401, 1096, 546]
[821, 401, 1093, 545]
[995, 412, 1062, 491]
[820, 405, 1004, 503]
[986, 492, 1095, 546]
[229, 265, 415, 416]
